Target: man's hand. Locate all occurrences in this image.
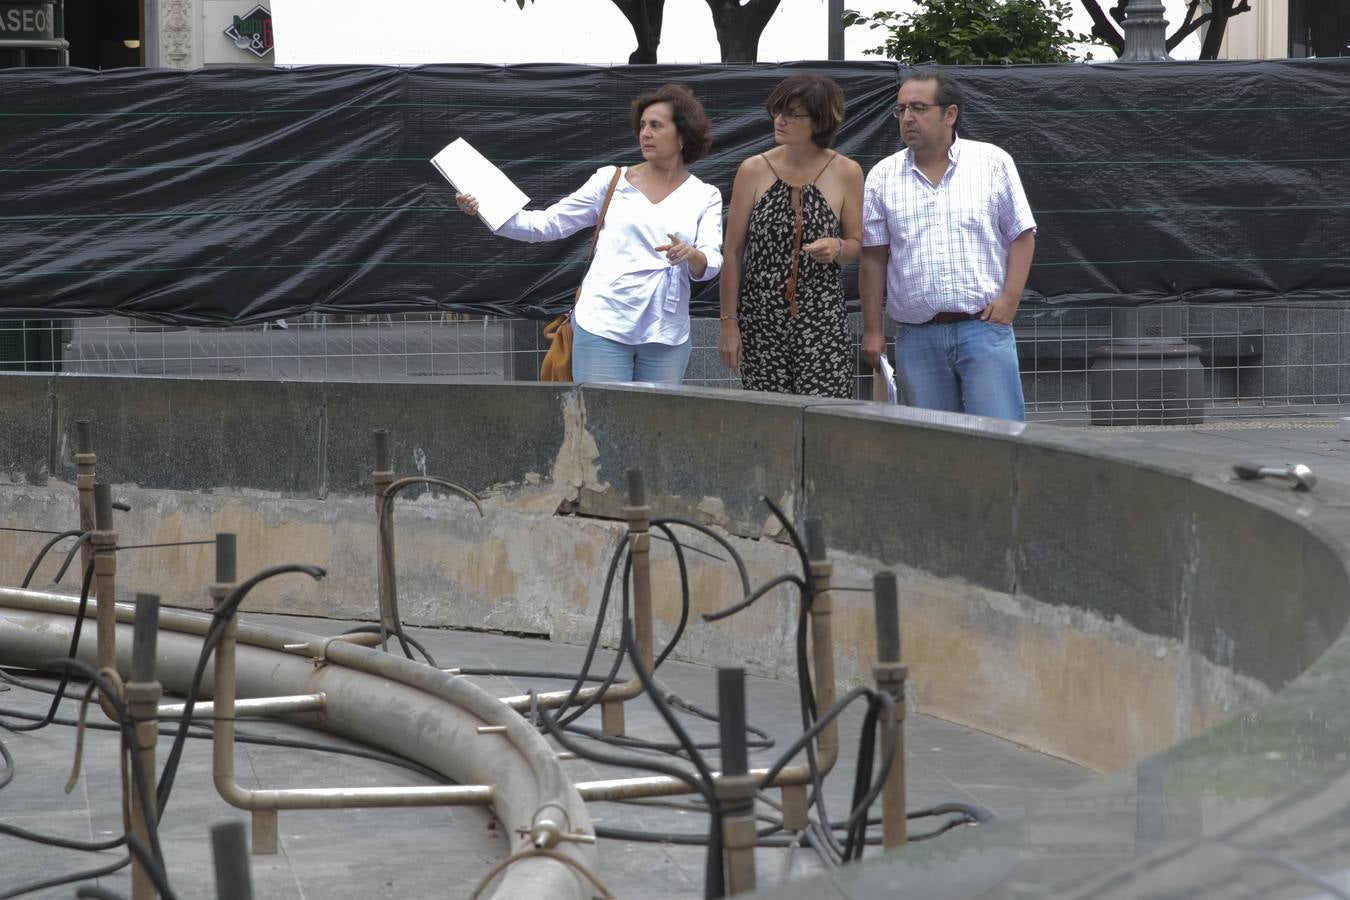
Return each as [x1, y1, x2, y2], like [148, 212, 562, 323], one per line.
[979, 294, 1020, 325]
[861, 330, 885, 369]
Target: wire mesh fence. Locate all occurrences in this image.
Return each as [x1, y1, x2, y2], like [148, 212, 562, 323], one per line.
[4, 305, 1349, 425]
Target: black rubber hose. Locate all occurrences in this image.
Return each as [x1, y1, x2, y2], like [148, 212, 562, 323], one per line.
[0, 558, 96, 733]
[20, 528, 86, 588]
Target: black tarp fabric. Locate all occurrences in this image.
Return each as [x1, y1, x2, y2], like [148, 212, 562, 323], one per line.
[1, 59, 1348, 324]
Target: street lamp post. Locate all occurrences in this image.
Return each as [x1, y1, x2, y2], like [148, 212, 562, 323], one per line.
[1120, 0, 1172, 62]
[828, 0, 844, 60]
[1086, 3, 1206, 425]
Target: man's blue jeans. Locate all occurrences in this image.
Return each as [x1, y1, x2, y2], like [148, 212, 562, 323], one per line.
[572, 322, 692, 385]
[893, 319, 1025, 421]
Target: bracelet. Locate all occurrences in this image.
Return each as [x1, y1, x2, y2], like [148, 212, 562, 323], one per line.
[720, 314, 739, 322]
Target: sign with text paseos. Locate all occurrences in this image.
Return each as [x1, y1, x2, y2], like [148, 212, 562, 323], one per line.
[0, 2, 57, 40]
[224, 4, 273, 57]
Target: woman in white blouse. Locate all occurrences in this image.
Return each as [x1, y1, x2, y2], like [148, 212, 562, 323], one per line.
[457, 84, 723, 384]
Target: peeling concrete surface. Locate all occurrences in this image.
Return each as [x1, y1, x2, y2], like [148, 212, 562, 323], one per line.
[0, 476, 1267, 773]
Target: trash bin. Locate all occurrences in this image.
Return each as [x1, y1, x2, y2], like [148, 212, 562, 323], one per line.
[0, 319, 65, 372]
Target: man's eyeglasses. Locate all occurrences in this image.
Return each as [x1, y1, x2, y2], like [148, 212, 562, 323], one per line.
[891, 102, 946, 118]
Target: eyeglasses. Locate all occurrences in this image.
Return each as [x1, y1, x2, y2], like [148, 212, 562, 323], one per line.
[891, 102, 946, 118]
[772, 110, 811, 122]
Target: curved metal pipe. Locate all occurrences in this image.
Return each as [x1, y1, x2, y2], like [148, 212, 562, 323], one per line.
[0, 590, 594, 900]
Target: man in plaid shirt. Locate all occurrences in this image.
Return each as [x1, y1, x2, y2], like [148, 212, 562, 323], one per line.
[860, 71, 1037, 422]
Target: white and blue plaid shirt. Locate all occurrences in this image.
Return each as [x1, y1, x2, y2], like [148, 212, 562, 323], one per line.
[862, 137, 1036, 325]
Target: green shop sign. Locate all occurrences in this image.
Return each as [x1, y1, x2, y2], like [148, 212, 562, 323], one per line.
[0, 2, 56, 40]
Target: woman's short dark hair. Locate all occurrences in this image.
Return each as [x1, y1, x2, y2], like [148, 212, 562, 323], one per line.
[766, 75, 846, 149]
[630, 83, 712, 165]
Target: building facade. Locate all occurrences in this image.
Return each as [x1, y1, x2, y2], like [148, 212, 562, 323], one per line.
[1219, 0, 1350, 59]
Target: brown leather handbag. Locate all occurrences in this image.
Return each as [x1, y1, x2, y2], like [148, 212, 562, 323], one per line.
[539, 166, 623, 382]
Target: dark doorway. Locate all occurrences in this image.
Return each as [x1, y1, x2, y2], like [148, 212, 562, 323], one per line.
[65, 0, 142, 68]
[1290, 0, 1350, 57]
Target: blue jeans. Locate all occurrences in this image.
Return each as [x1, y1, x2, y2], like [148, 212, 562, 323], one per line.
[893, 319, 1025, 421]
[572, 322, 692, 385]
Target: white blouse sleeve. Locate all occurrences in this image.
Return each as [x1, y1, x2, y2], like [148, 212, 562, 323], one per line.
[691, 183, 724, 283]
[494, 166, 618, 243]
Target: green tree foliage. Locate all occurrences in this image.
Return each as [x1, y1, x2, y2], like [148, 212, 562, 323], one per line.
[843, 0, 1096, 64]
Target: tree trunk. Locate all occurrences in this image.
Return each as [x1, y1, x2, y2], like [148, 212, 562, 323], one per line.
[1078, 0, 1124, 53]
[704, 0, 782, 63]
[611, 0, 665, 63]
[1198, 4, 1229, 58]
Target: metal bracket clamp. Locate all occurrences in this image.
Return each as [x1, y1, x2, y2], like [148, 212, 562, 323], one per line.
[621, 505, 651, 532]
[281, 633, 378, 664]
[873, 661, 908, 698]
[713, 772, 759, 809]
[518, 801, 594, 848]
[715, 773, 760, 894]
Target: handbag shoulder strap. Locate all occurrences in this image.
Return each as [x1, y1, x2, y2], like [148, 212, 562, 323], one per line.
[585, 166, 623, 260]
[570, 166, 623, 310]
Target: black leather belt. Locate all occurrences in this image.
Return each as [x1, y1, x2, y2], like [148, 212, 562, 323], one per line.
[919, 311, 980, 325]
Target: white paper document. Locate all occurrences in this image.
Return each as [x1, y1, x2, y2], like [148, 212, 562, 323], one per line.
[873, 355, 898, 405]
[429, 138, 529, 232]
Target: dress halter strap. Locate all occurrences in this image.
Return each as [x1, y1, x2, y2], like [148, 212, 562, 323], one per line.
[760, 153, 781, 180]
[810, 151, 839, 184]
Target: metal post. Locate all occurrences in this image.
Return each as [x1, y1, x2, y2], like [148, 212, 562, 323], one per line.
[827, 0, 844, 60]
[873, 572, 907, 849]
[603, 469, 653, 736]
[74, 420, 96, 576]
[210, 820, 254, 900]
[126, 592, 162, 900]
[715, 667, 757, 895]
[92, 483, 120, 720]
[1121, 0, 1172, 61]
[780, 518, 838, 829]
[371, 430, 396, 644]
[209, 534, 277, 853]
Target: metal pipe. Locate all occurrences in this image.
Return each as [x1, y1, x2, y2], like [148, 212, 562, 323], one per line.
[716, 667, 757, 895]
[158, 694, 325, 719]
[371, 429, 396, 641]
[210, 820, 254, 900]
[873, 571, 907, 849]
[0, 37, 70, 49]
[0, 596, 594, 900]
[803, 518, 839, 776]
[774, 517, 841, 829]
[126, 592, 162, 900]
[827, 0, 844, 59]
[92, 482, 120, 722]
[74, 420, 95, 582]
[0, 583, 839, 821]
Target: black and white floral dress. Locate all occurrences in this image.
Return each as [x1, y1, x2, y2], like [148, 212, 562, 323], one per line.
[737, 153, 852, 399]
